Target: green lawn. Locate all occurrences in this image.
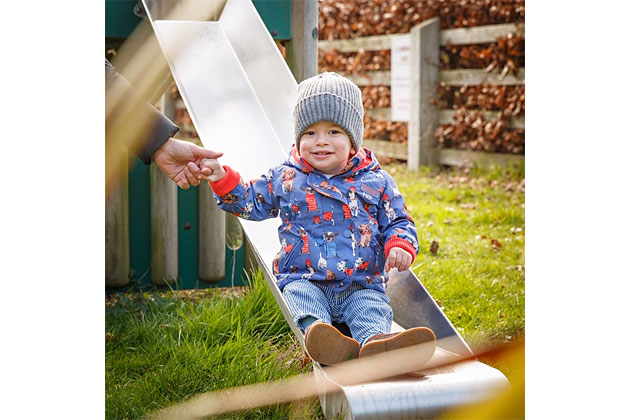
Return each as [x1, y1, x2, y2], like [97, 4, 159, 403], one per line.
[105, 163, 525, 419]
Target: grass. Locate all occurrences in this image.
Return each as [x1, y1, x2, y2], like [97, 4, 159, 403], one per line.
[388, 163, 525, 344]
[105, 276, 323, 419]
[105, 163, 524, 419]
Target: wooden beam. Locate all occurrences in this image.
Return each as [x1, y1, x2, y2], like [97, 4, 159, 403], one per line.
[286, 0, 318, 82]
[440, 68, 525, 86]
[345, 71, 391, 86]
[365, 107, 391, 120]
[438, 148, 524, 167]
[198, 181, 226, 282]
[318, 33, 393, 52]
[150, 93, 179, 286]
[317, 23, 524, 52]
[105, 150, 130, 287]
[363, 139, 407, 160]
[440, 23, 524, 46]
[342, 67, 524, 87]
[438, 110, 525, 129]
[409, 17, 440, 169]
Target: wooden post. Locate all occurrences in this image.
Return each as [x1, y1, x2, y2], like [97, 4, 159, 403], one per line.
[286, 0, 318, 82]
[198, 181, 226, 282]
[150, 93, 178, 286]
[408, 17, 440, 169]
[105, 150, 130, 287]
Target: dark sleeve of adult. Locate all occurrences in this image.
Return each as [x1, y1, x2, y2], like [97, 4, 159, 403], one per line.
[105, 58, 179, 165]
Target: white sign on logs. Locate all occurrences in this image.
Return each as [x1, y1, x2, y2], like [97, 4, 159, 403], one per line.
[390, 34, 411, 122]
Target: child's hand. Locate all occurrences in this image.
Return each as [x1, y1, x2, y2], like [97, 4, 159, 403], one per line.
[197, 157, 227, 183]
[384, 247, 413, 272]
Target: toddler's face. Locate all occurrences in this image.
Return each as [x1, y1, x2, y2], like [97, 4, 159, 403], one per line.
[298, 121, 355, 175]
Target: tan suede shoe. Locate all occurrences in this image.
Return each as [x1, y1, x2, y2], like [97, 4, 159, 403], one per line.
[359, 326, 437, 368]
[304, 321, 360, 366]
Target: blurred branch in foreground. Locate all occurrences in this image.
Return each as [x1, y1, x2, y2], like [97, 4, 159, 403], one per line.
[148, 336, 524, 420]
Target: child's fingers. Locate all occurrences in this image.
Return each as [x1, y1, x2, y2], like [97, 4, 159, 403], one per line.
[386, 248, 413, 272]
[385, 250, 398, 272]
[398, 254, 411, 272]
[199, 168, 212, 179]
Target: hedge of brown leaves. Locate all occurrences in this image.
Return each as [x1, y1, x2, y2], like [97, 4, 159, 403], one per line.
[318, 0, 525, 155]
[319, 49, 391, 74]
[318, 0, 525, 40]
[435, 108, 524, 154]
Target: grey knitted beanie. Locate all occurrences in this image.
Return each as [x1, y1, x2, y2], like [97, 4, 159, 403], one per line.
[293, 72, 364, 151]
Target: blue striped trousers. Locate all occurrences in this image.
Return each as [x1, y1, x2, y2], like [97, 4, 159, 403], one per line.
[282, 279, 393, 346]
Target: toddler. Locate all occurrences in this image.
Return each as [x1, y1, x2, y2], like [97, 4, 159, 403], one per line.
[199, 72, 436, 366]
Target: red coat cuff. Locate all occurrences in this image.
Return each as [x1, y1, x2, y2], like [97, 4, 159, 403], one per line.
[209, 165, 241, 196]
[385, 237, 417, 264]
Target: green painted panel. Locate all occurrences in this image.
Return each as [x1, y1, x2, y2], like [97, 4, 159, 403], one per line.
[106, 153, 247, 293]
[177, 183, 199, 289]
[127, 152, 152, 287]
[252, 0, 291, 40]
[105, 0, 142, 38]
[105, 0, 290, 40]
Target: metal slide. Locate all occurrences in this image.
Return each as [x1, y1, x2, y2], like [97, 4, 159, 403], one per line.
[141, 1, 510, 418]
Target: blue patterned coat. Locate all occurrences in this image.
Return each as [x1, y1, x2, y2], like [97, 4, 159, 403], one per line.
[211, 147, 419, 294]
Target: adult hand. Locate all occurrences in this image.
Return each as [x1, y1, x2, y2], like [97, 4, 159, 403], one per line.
[384, 246, 413, 273]
[152, 138, 223, 189]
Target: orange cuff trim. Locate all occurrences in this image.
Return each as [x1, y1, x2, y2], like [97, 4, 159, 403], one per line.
[209, 165, 241, 197]
[384, 237, 417, 265]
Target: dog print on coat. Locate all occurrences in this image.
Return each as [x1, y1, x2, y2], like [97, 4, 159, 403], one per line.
[273, 253, 280, 275]
[336, 260, 354, 277]
[318, 180, 343, 199]
[382, 194, 396, 223]
[354, 256, 371, 271]
[298, 228, 310, 255]
[323, 231, 339, 258]
[302, 258, 316, 280]
[281, 168, 296, 194]
[220, 192, 239, 204]
[323, 205, 335, 225]
[302, 186, 318, 212]
[281, 238, 293, 254]
[358, 224, 373, 248]
[317, 252, 327, 270]
[347, 186, 360, 217]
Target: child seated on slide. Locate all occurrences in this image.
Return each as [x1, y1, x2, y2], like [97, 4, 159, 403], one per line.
[198, 72, 436, 366]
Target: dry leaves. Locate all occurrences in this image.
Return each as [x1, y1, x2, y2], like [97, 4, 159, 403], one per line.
[430, 240, 439, 255]
[441, 33, 525, 76]
[364, 115, 407, 142]
[491, 238, 503, 249]
[435, 106, 524, 154]
[318, 0, 525, 40]
[432, 84, 525, 116]
[319, 48, 391, 74]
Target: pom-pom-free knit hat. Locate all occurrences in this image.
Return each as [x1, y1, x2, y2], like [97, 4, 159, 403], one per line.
[293, 72, 364, 151]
